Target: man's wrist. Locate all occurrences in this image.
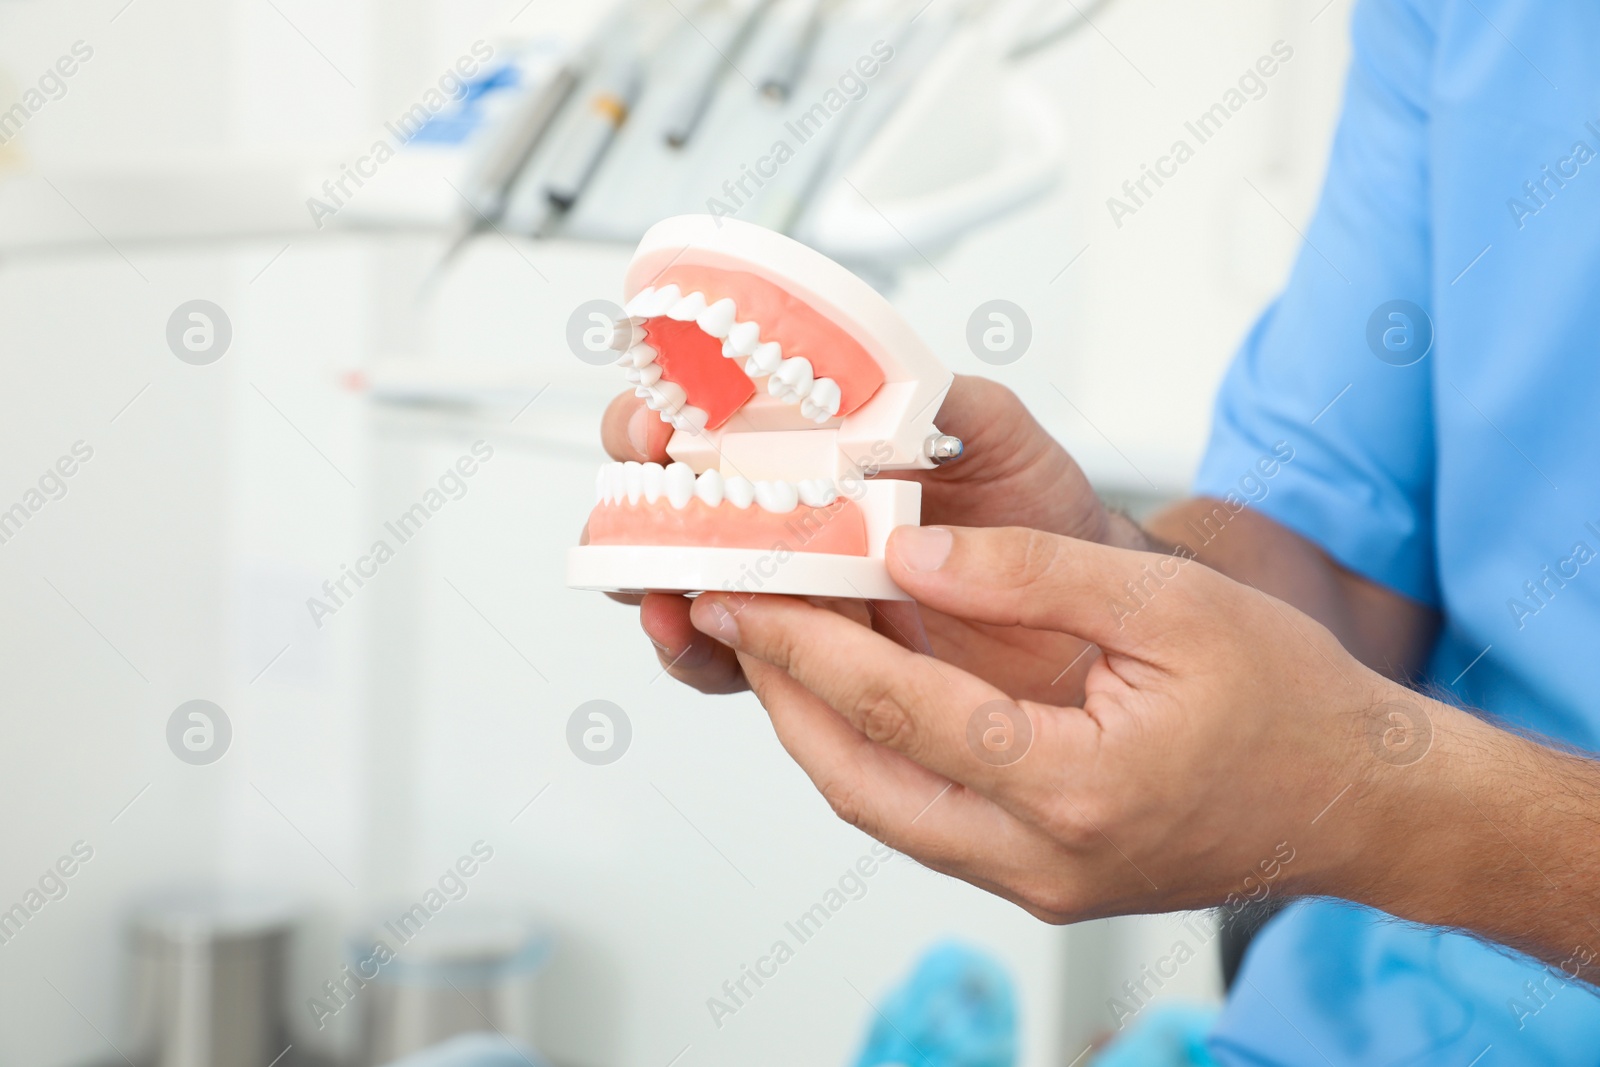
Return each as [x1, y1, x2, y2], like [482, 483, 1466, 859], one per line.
[1316, 689, 1480, 912]
[1319, 689, 1595, 965]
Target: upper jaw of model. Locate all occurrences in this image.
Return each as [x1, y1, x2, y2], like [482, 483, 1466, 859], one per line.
[571, 214, 953, 600]
[619, 280, 854, 430]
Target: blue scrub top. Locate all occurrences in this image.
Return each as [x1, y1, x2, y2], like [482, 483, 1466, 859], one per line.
[1192, 0, 1600, 1062]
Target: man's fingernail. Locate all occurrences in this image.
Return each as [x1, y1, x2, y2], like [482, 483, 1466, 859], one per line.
[693, 600, 740, 644]
[895, 526, 953, 572]
[627, 406, 651, 458]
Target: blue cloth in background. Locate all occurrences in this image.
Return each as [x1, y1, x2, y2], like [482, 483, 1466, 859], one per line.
[1095, 1005, 1223, 1067]
[1193, 0, 1600, 1062]
[849, 941, 1018, 1067]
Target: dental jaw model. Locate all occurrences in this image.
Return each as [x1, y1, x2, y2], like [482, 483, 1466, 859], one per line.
[567, 215, 955, 600]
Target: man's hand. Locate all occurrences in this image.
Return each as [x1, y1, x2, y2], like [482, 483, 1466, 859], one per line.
[595, 376, 1147, 698]
[682, 524, 1443, 924]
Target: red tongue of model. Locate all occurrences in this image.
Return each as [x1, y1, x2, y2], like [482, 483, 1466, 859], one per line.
[645, 317, 755, 429]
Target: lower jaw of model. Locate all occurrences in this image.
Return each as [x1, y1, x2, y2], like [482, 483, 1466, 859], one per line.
[586, 462, 868, 556]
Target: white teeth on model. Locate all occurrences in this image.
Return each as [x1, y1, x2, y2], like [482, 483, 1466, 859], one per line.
[753, 480, 799, 513]
[644, 285, 681, 317]
[694, 468, 724, 506]
[644, 379, 686, 413]
[667, 292, 708, 321]
[623, 461, 643, 505]
[797, 479, 838, 507]
[747, 341, 784, 377]
[723, 476, 755, 509]
[769, 356, 814, 402]
[666, 405, 708, 432]
[697, 298, 737, 337]
[800, 377, 842, 422]
[595, 463, 835, 512]
[625, 363, 662, 386]
[611, 320, 646, 350]
[664, 462, 696, 508]
[624, 287, 657, 317]
[726, 321, 761, 355]
[625, 285, 674, 319]
[638, 378, 684, 411]
[612, 288, 844, 417]
[641, 462, 665, 504]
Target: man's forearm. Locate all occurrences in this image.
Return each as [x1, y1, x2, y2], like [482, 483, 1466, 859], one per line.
[1336, 692, 1600, 983]
[1137, 500, 1600, 972]
[1136, 498, 1438, 679]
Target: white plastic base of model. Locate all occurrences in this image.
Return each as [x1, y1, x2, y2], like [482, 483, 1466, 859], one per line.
[567, 546, 910, 600]
[853, 480, 921, 557]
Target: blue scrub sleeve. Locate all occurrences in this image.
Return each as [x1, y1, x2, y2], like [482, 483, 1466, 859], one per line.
[1194, 0, 1442, 606]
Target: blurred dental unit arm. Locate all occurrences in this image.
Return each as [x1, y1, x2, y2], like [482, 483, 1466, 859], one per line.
[422, 0, 1076, 265]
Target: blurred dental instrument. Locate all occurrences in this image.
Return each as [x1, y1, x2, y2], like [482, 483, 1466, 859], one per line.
[458, 63, 579, 222]
[538, 58, 644, 223]
[756, 0, 827, 101]
[422, 64, 580, 291]
[662, 0, 777, 148]
[422, 2, 647, 292]
[753, 0, 942, 233]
